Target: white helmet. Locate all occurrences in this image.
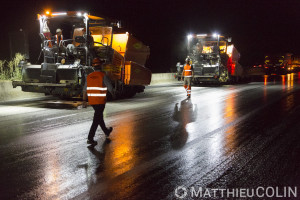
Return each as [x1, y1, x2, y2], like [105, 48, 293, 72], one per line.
[185, 57, 191, 62]
[56, 28, 62, 33]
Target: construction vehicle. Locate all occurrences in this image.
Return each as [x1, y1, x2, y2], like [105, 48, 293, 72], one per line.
[175, 34, 244, 84]
[284, 53, 300, 72]
[264, 55, 287, 75]
[12, 11, 151, 99]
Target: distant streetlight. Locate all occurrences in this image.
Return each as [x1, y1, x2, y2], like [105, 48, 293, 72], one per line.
[213, 33, 220, 47]
[187, 34, 193, 54]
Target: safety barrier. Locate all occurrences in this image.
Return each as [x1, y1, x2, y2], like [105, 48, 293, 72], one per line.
[0, 80, 44, 102]
[0, 73, 178, 102]
[150, 73, 177, 85]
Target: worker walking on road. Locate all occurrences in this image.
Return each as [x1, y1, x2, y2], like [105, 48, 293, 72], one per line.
[83, 58, 114, 145]
[181, 58, 194, 98]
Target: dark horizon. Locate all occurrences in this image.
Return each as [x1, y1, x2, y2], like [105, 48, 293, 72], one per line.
[1, 0, 299, 72]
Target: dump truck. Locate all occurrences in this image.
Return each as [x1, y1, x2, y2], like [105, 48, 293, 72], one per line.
[175, 34, 244, 84]
[12, 11, 151, 99]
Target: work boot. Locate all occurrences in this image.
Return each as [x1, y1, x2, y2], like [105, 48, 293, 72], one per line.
[105, 127, 113, 137]
[87, 139, 98, 145]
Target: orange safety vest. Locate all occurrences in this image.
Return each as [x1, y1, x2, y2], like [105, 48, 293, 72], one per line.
[87, 71, 107, 105]
[55, 35, 63, 46]
[184, 64, 193, 77]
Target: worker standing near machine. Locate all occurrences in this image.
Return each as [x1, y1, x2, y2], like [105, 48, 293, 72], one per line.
[181, 58, 194, 98]
[83, 58, 114, 145]
[54, 28, 63, 47]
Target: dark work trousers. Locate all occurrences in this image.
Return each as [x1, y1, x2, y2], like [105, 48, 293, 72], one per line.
[88, 104, 108, 140]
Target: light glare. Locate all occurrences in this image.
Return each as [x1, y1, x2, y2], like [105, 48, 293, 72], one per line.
[51, 12, 67, 16]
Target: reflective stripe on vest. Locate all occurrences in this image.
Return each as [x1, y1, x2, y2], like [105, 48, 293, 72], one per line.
[55, 35, 63, 45]
[87, 71, 107, 105]
[87, 87, 107, 91]
[184, 64, 192, 77]
[87, 93, 106, 97]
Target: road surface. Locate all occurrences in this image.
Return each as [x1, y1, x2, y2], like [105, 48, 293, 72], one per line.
[1, 74, 300, 199]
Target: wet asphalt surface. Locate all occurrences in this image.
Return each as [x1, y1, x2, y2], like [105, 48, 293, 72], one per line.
[1, 74, 300, 200]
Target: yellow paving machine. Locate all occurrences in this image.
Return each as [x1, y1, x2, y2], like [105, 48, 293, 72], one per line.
[13, 11, 151, 98]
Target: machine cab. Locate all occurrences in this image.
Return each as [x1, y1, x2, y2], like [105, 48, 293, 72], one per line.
[38, 11, 114, 66]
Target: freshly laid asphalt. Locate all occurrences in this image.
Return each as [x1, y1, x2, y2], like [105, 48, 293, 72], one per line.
[0, 74, 300, 199]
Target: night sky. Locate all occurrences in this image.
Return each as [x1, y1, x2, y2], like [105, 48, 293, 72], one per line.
[1, 0, 299, 72]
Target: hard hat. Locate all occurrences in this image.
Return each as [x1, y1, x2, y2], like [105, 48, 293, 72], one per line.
[185, 57, 191, 62]
[56, 28, 62, 33]
[92, 58, 104, 67]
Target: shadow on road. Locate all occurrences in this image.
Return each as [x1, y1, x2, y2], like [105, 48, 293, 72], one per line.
[85, 139, 112, 173]
[0, 96, 84, 110]
[171, 98, 198, 149]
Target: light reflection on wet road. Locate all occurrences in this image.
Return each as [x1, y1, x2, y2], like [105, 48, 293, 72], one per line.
[1, 74, 300, 199]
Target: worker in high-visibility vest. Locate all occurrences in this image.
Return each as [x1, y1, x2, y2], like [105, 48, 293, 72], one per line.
[83, 58, 114, 145]
[181, 58, 194, 98]
[54, 28, 63, 47]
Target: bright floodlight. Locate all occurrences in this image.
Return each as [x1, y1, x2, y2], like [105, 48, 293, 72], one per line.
[77, 12, 82, 17]
[51, 12, 67, 16]
[187, 34, 193, 40]
[213, 33, 218, 38]
[197, 34, 207, 37]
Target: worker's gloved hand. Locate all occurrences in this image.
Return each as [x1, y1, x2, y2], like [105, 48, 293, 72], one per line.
[82, 101, 88, 108]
